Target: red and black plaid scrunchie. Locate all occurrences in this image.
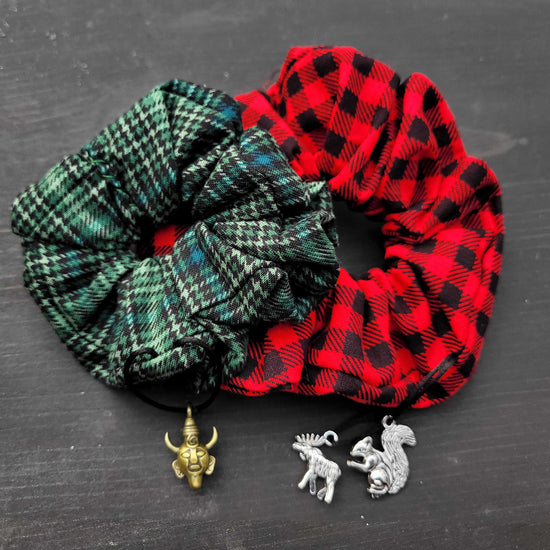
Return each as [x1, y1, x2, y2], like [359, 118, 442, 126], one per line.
[153, 46, 504, 408]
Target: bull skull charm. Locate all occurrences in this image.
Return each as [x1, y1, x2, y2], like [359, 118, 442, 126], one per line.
[347, 415, 416, 497]
[164, 406, 218, 489]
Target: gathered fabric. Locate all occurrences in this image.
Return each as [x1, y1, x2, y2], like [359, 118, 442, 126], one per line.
[13, 46, 504, 409]
[11, 80, 339, 390]
[150, 46, 503, 407]
[229, 46, 504, 407]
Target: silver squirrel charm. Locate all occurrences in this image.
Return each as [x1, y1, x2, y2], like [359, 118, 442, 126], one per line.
[347, 416, 416, 497]
[292, 431, 341, 504]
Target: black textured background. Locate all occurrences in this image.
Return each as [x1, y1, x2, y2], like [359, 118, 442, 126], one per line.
[1, 1, 549, 548]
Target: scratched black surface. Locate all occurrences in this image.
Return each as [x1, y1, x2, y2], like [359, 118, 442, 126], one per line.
[1, 1, 550, 549]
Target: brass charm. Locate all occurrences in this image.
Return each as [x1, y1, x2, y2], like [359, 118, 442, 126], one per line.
[164, 406, 218, 489]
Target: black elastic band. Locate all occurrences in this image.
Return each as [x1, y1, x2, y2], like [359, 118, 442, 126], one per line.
[331, 351, 462, 438]
[123, 338, 222, 414]
[390, 349, 462, 420]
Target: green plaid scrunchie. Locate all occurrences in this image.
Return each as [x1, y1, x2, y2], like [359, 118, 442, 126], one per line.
[11, 80, 339, 390]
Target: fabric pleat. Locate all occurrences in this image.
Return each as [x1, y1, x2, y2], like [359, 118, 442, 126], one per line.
[11, 80, 339, 390]
[222, 46, 504, 407]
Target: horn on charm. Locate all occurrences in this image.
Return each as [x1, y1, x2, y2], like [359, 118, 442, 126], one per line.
[164, 406, 219, 489]
[164, 432, 179, 454]
[205, 426, 218, 450]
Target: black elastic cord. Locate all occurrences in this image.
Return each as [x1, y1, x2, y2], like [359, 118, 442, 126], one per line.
[330, 409, 373, 440]
[331, 350, 462, 438]
[123, 338, 222, 414]
[390, 349, 462, 421]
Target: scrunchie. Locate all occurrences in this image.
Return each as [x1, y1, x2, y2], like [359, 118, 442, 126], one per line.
[153, 46, 504, 407]
[231, 46, 504, 407]
[11, 80, 339, 390]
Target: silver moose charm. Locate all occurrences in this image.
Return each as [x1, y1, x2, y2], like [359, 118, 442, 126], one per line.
[347, 416, 416, 498]
[292, 431, 341, 504]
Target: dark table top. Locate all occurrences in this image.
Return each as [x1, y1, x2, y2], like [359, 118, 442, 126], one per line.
[2, 1, 549, 548]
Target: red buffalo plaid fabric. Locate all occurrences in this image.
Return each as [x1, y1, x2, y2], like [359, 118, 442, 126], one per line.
[150, 46, 503, 408]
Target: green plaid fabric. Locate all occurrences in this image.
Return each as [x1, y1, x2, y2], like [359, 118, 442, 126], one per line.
[12, 80, 339, 391]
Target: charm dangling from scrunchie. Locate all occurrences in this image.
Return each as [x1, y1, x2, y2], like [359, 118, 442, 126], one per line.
[292, 431, 341, 504]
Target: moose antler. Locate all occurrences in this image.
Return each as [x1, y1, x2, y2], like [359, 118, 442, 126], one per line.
[295, 431, 338, 447]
